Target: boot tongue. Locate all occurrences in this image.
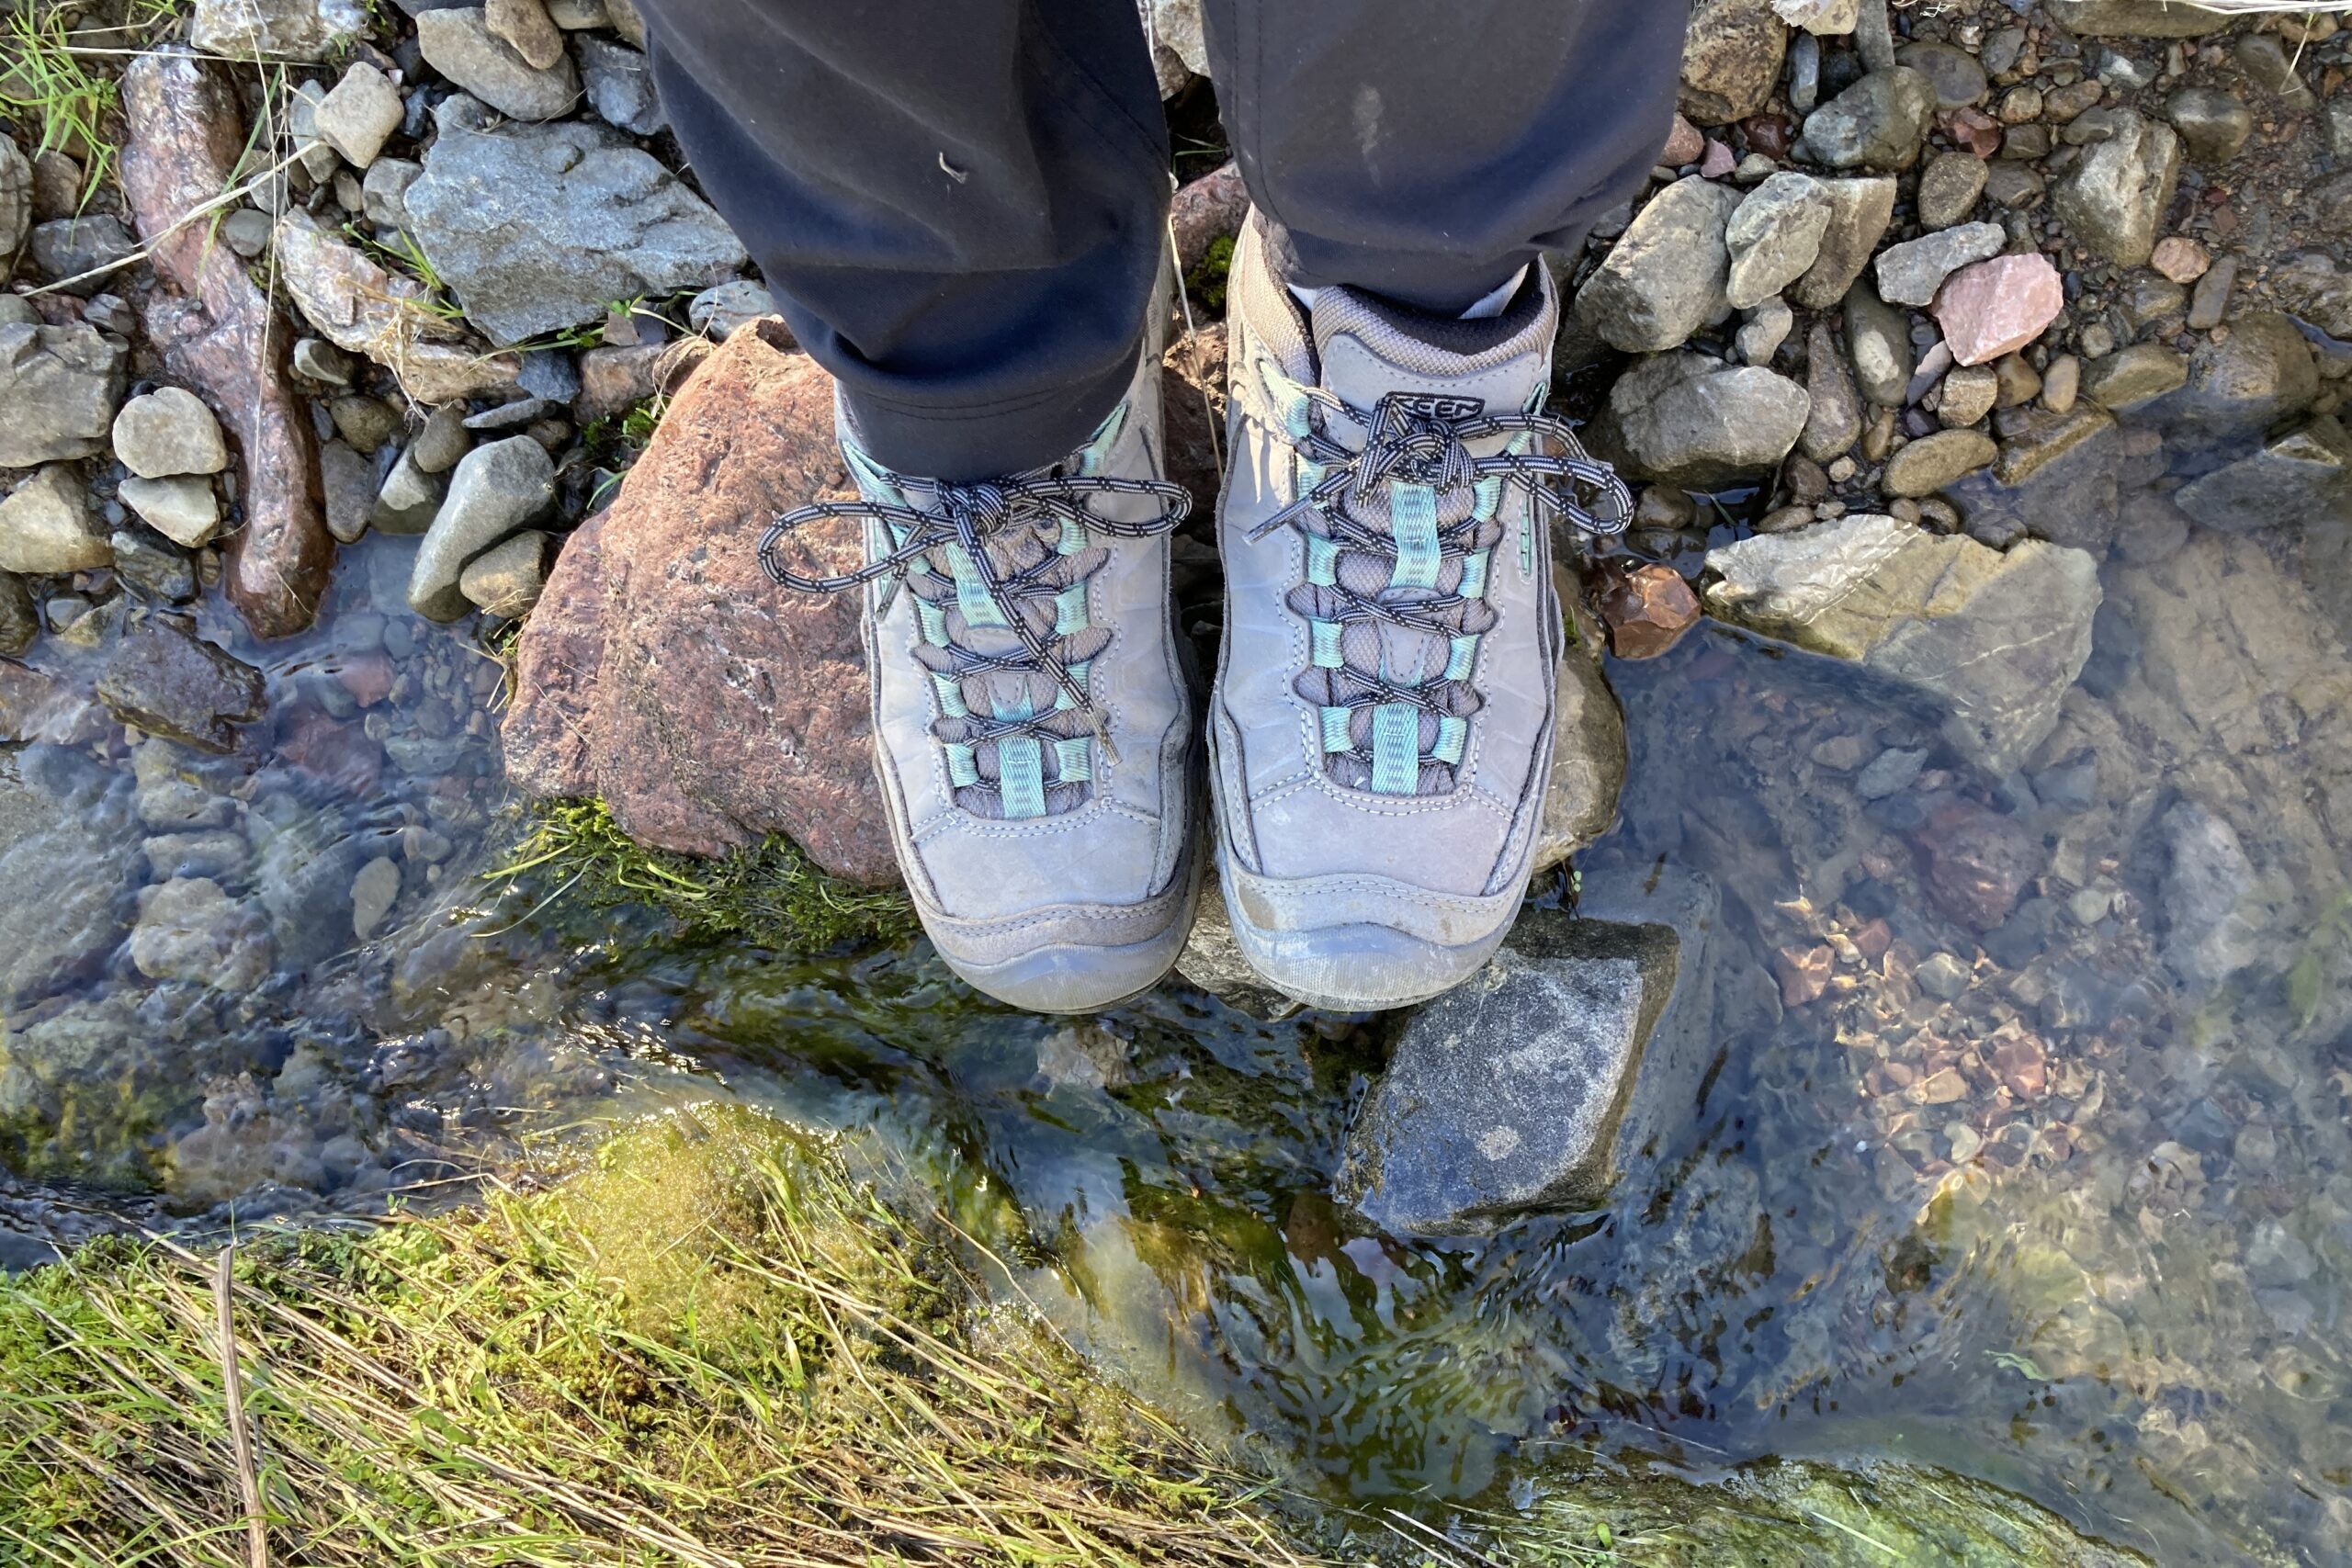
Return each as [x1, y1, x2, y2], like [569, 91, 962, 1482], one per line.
[1306, 277, 1554, 430]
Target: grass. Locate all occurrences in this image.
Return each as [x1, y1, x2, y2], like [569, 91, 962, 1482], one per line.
[485, 796, 914, 955]
[0, 1104, 1340, 1566]
[0, 4, 121, 203]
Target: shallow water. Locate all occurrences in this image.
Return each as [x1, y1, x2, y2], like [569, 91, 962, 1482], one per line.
[5, 417, 2352, 1565]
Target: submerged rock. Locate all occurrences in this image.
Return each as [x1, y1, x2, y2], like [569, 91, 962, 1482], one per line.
[1335, 864, 1719, 1234]
[94, 617, 268, 753]
[0, 747, 143, 1010]
[1703, 513, 2101, 774]
[2174, 418, 2352, 533]
[2159, 800, 2266, 995]
[130, 876, 274, 990]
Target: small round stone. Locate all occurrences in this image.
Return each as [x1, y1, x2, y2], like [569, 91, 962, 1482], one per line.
[2151, 235, 2211, 284]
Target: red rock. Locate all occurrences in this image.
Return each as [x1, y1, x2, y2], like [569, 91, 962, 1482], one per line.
[1917, 800, 2040, 931]
[276, 704, 385, 798]
[1939, 107, 2003, 158]
[1701, 139, 1737, 178]
[1594, 560, 1702, 660]
[1662, 113, 1705, 166]
[502, 321, 898, 886]
[575, 339, 711, 424]
[1170, 160, 1249, 277]
[1933, 253, 2064, 368]
[1991, 1034, 2048, 1100]
[1743, 114, 1794, 159]
[333, 650, 395, 708]
[119, 48, 331, 639]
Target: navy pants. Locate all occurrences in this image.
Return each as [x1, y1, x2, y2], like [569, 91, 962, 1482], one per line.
[642, 0, 1691, 481]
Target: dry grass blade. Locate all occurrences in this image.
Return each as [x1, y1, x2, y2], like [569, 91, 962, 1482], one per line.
[210, 1249, 268, 1568]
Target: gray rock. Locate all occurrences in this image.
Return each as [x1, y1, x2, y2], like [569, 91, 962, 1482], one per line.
[0, 137, 28, 258]
[1736, 298, 1793, 367]
[2052, 110, 2181, 267]
[2159, 312, 2319, 444]
[130, 876, 274, 990]
[27, 215, 137, 297]
[1872, 220, 2004, 307]
[1800, 319, 1862, 461]
[1883, 429, 1996, 496]
[361, 157, 423, 228]
[1571, 176, 1742, 354]
[291, 337, 354, 386]
[95, 618, 267, 753]
[405, 97, 747, 344]
[1916, 152, 1987, 231]
[2174, 418, 2352, 534]
[131, 740, 237, 831]
[2160, 801, 2262, 994]
[250, 808, 365, 969]
[415, 8, 581, 120]
[1916, 950, 1971, 1000]
[1787, 176, 1895, 310]
[0, 747, 142, 1007]
[119, 476, 222, 549]
[515, 348, 582, 403]
[2043, 0, 2228, 36]
[1334, 864, 1719, 1234]
[1857, 746, 1928, 799]
[1788, 30, 1820, 113]
[109, 528, 198, 602]
[577, 36, 662, 134]
[313, 62, 405, 167]
[1174, 868, 1304, 1021]
[0, 321, 128, 467]
[690, 279, 774, 340]
[110, 387, 229, 479]
[2165, 86, 2253, 164]
[2269, 253, 2351, 342]
[1938, 364, 1999, 429]
[1895, 40, 1986, 109]
[1800, 68, 1937, 171]
[141, 829, 251, 881]
[546, 0, 605, 24]
[487, 0, 565, 67]
[1589, 352, 1810, 489]
[1842, 283, 1912, 406]
[409, 434, 556, 619]
[1533, 622, 1627, 873]
[319, 439, 377, 544]
[372, 446, 447, 534]
[411, 401, 474, 473]
[1704, 513, 2102, 774]
[190, 0, 369, 60]
[605, 0, 644, 46]
[458, 528, 550, 615]
[0, 468, 110, 574]
[2234, 32, 2312, 106]
[329, 395, 404, 454]
[1724, 172, 1831, 310]
[351, 854, 401, 939]
[0, 573, 32, 656]
[2082, 343, 2188, 410]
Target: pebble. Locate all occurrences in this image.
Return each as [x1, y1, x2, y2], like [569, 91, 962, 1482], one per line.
[1738, 299, 1794, 366]
[578, 36, 662, 136]
[409, 434, 557, 620]
[110, 526, 198, 601]
[1917, 152, 1988, 230]
[2164, 85, 2251, 164]
[1857, 746, 1928, 799]
[119, 476, 223, 548]
[689, 280, 775, 341]
[458, 529, 551, 615]
[330, 394, 404, 454]
[313, 62, 404, 168]
[352, 854, 402, 940]
[0, 466, 111, 572]
[411, 402, 474, 474]
[1875, 221, 2006, 308]
[2186, 256, 2236, 331]
[486, 0, 566, 69]
[292, 337, 356, 385]
[1938, 364, 1999, 428]
[111, 388, 230, 479]
[2082, 343, 2188, 410]
[1800, 67, 1937, 171]
[1843, 285, 1913, 406]
[2042, 354, 2082, 413]
[1726, 173, 1832, 310]
[414, 6, 582, 121]
[1662, 114, 1704, 167]
[1917, 951, 1972, 1000]
[1883, 429, 1996, 497]
[220, 208, 274, 258]
[2152, 234, 2209, 285]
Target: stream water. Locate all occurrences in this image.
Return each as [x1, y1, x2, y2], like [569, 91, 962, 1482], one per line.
[4, 397, 2350, 1565]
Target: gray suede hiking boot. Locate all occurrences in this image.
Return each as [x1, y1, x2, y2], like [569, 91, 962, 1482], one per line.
[760, 344, 1204, 1013]
[1209, 216, 1633, 1011]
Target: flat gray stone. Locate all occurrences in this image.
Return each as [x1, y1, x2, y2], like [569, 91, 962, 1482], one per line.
[577, 35, 662, 135]
[111, 387, 229, 479]
[0, 321, 128, 468]
[118, 476, 222, 548]
[1589, 352, 1810, 489]
[1872, 220, 2004, 307]
[1334, 864, 1719, 1234]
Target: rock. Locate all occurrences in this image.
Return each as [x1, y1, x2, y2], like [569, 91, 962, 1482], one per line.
[458, 528, 549, 615]
[273, 208, 524, 403]
[312, 62, 404, 168]
[350, 853, 401, 939]
[1533, 619, 1628, 870]
[502, 325, 896, 880]
[110, 527, 198, 602]
[1771, 0, 1855, 31]
[1917, 152, 1987, 231]
[141, 829, 250, 881]
[415, 8, 581, 120]
[130, 876, 273, 990]
[290, 336, 355, 386]
[1333, 865, 1719, 1233]
[1787, 176, 1895, 310]
[251, 807, 368, 969]
[1661, 115, 1705, 168]
[605, 0, 645, 46]
[110, 387, 230, 479]
[411, 402, 473, 474]
[1843, 284, 1911, 406]
[0, 321, 128, 468]
[26, 215, 137, 297]
[1992, 402, 2117, 491]
[1800, 321, 1863, 461]
[404, 97, 748, 345]
[1938, 364, 1998, 428]
[118, 476, 222, 548]
[1918, 800, 2039, 931]
[0, 748, 142, 1007]
[189, 0, 368, 60]
[0, 138, 28, 258]
[409, 435, 556, 620]
[1594, 558, 1702, 660]
[1589, 352, 1811, 489]
[0, 574, 32, 656]
[2150, 236, 2209, 285]
[2160, 312, 2318, 443]
[1571, 177, 1742, 354]
[1896, 41, 1987, 109]
[1857, 745, 1927, 798]
[2052, 111, 2180, 267]
[1800, 68, 1936, 171]
[2158, 801, 2262, 993]
[575, 339, 707, 423]
[361, 157, 423, 228]
[2044, 0, 2226, 35]
[372, 446, 447, 534]
[2164, 86, 2252, 165]
[2174, 418, 2352, 534]
[1873, 221, 2005, 310]
[1932, 253, 2064, 367]
[577, 36, 662, 135]
[1884, 429, 1996, 496]
[2082, 343, 2187, 411]
[122, 49, 332, 639]
[95, 617, 266, 753]
[2041, 355, 2083, 415]
[1724, 173, 1831, 310]
[1679, 0, 1789, 125]
[1704, 513, 2103, 773]
[1736, 298, 1793, 366]
[0, 468, 110, 574]
[689, 279, 775, 342]
[1916, 950, 1971, 1000]
[320, 440, 376, 543]
[486, 0, 564, 68]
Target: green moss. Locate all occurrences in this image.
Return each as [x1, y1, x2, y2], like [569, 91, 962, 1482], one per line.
[487, 796, 914, 954]
[1188, 232, 1237, 314]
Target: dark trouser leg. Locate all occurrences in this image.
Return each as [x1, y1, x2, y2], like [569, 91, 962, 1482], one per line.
[1201, 0, 1693, 314]
[640, 0, 1170, 482]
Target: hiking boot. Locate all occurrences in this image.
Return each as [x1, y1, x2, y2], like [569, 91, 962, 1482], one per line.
[1208, 216, 1632, 1011]
[761, 338, 1203, 1013]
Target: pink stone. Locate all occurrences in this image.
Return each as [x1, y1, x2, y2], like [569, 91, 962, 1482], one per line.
[1662, 113, 1705, 167]
[1933, 253, 2064, 367]
[1700, 139, 1737, 178]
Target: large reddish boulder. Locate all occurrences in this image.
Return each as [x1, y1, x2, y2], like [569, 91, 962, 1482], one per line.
[502, 321, 897, 886]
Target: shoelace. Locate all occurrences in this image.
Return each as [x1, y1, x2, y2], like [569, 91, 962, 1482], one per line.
[1248, 389, 1633, 788]
[760, 473, 1192, 777]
